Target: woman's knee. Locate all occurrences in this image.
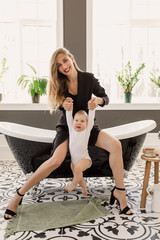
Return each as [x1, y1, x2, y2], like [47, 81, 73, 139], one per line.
[113, 139, 122, 154]
[47, 155, 64, 170]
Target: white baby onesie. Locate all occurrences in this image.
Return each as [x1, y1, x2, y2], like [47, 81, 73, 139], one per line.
[66, 110, 95, 166]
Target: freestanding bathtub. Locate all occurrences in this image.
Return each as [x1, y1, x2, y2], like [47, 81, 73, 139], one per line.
[0, 120, 157, 178]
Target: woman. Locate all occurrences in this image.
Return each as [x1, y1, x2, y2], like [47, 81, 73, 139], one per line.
[4, 48, 132, 220]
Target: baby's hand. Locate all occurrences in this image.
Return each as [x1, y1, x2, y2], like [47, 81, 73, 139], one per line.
[88, 97, 98, 110]
[63, 97, 73, 111]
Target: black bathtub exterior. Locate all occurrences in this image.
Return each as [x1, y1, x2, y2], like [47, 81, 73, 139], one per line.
[5, 133, 146, 178]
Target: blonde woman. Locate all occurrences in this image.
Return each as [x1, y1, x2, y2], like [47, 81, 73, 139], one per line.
[4, 48, 132, 220]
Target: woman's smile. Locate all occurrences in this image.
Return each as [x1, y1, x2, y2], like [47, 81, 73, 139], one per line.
[64, 67, 70, 73]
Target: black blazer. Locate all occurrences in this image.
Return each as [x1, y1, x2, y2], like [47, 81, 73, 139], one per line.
[57, 71, 109, 124]
[52, 71, 109, 151]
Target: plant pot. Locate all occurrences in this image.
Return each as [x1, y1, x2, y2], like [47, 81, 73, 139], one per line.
[124, 92, 132, 103]
[32, 93, 40, 103]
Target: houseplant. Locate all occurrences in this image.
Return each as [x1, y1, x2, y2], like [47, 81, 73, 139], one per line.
[0, 57, 8, 102]
[150, 69, 160, 101]
[116, 61, 145, 103]
[17, 63, 48, 103]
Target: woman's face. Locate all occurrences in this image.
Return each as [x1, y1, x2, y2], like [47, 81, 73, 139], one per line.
[56, 53, 76, 76]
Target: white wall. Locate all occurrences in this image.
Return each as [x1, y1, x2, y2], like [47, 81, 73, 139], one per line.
[143, 132, 159, 148]
[0, 135, 15, 161]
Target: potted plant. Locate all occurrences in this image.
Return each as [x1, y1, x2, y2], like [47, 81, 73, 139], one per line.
[150, 69, 160, 101]
[116, 61, 145, 103]
[0, 57, 8, 102]
[17, 63, 48, 103]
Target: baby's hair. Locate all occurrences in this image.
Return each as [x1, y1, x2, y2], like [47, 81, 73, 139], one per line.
[74, 110, 88, 121]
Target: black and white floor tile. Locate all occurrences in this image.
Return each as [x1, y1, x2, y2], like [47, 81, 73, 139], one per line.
[0, 158, 160, 240]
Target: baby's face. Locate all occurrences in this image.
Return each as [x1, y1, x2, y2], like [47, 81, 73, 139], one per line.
[73, 113, 87, 132]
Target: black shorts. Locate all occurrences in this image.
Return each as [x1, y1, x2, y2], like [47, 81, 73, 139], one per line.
[88, 124, 101, 146]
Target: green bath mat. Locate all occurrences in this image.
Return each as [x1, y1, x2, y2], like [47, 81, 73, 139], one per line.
[5, 197, 111, 238]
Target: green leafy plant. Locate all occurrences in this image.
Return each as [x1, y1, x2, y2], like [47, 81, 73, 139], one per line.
[150, 70, 160, 88]
[117, 61, 145, 93]
[0, 58, 8, 83]
[17, 63, 48, 98]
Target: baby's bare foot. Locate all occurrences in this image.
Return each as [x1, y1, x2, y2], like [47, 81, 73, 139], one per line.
[65, 182, 77, 192]
[82, 187, 88, 196]
[79, 178, 88, 196]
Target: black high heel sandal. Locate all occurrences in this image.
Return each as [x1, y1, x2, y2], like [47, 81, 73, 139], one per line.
[4, 188, 24, 220]
[110, 186, 133, 215]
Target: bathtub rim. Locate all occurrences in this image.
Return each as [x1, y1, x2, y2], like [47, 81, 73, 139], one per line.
[0, 119, 157, 143]
[103, 119, 156, 140]
[0, 122, 56, 143]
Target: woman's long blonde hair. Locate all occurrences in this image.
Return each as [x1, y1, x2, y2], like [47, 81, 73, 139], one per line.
[48, 48, 80, 111]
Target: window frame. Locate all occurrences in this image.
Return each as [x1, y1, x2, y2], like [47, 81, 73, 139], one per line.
[0, 0, 63, 103]
[87, 0, 160, 103]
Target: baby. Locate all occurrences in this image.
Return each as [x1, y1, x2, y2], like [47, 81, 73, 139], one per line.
[65, 107, 95, 196]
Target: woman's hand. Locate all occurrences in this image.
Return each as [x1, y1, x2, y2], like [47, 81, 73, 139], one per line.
[62, 97, 73, 111]
[88, 97, 103, 110]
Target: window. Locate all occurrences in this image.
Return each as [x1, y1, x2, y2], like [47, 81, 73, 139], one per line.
[0, 0, 62, 102]
[89, 0, 160, 102]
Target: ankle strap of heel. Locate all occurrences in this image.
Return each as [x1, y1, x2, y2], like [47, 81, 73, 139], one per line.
[16, 188, 24, 197]
[115, 187, 125, 191]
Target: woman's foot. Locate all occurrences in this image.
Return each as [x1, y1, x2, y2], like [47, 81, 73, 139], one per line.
[111, 187, 133, 215]
[4, 188, 24, 220]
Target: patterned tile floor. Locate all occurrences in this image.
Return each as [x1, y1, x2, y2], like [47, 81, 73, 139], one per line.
[0, 158, 160, 240]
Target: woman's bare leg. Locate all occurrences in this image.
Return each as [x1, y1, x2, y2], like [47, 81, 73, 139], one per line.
[95, 131, 132, 214]
[65, 159, 90, 196]
[4, 140, 68, 219]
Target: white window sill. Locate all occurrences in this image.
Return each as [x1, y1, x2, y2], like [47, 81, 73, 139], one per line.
[0, 102, 160, 110]
[0, 103, 49, 111]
